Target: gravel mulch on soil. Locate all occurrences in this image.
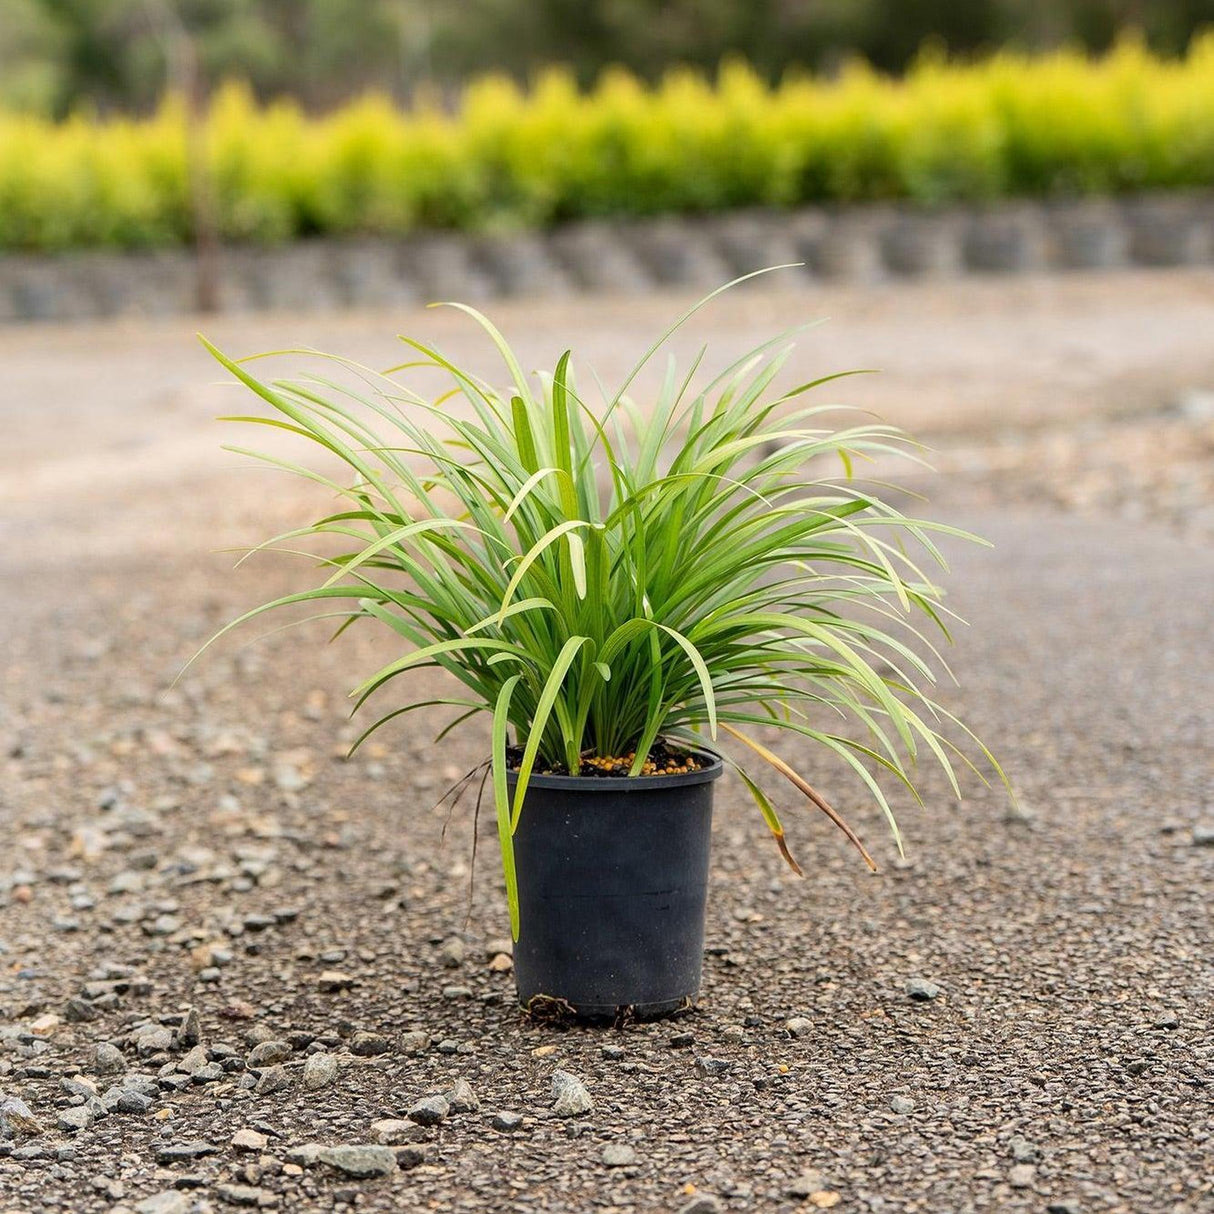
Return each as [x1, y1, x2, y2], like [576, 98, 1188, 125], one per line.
[2, 507, 1211, 1214]
[2, 275, 1212, 1212]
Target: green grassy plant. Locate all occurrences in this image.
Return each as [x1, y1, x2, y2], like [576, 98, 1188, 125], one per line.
[199, 275, 1007, 935]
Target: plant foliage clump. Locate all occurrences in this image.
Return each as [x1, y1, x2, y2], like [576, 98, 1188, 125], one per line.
[201, 278, 1006, 935]
[3, 36, 1214, 250]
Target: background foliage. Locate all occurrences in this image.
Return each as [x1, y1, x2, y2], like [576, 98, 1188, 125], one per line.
[1, 0, 1212, 117]
[1, 36, 1213, 251]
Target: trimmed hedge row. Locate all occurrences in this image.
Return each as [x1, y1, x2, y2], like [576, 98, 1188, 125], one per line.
[2, 37, 1213, 251]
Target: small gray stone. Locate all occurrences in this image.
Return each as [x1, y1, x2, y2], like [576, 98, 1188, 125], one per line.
[317, 1144, 398, 1177]
[178, 1045, 209, 1075]
[0, 1097, 44, 1137]
[349, 1031, 389, 1057]
[216, 1183, 268, 1207]
[231, 1128, 268, 1153]
[400, 1030, 429, 1055]
[394, 1144, 427, 1169]
[178, 1006, 201, 1048]
[64, 997, 99, 1023]
[602, 1142, 638, 1167]
[1046, 1203, 1081, 1214]
[785, 1016, 813, 1038]
[1192, 824, 1214, 847]
[105, 1087, 152, 1114]
[694, 1057, 731, 1078]
[57, 1105, 94, 1132]
[285, 1142, 324, 1166]
[407, 1094, 449, 1127]
[302, 1052, 339, 1091]
[679, 1198, 724, 1214]
[133, 1024, 174, 1056]
[890, 1095, 915, 1115]
[135, 1192, 194, 1214]
[905, 977, 942, 1001]
[1009, 1164, 1036, 1189]
[94, 1043, 127, 1076]
[247, 1039, 291, 1067]
[1009, 1134, 1039, 1162]
[254, 1065, 291, 1095]
[446, 1078, 479, 1113]
[317, 970, 355, 993]
[437, 937, 465, 967]
[491, 1111, 523, 1132]
[155, 1140, 219, 1163]
[370, 1118, 425, 1145]
[551, 1070, 593, 1117]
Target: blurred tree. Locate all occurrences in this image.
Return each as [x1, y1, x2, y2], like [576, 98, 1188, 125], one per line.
[2, 0, 1212, 114]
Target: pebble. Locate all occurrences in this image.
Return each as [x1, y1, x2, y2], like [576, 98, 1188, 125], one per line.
[395, 1144, 427, 1169]
[57, 1106, 96, 1132]
[1009, 1163, 1036, 1188]
[551, 1070, 593, 1117]
[154, 1140, 219, 1163]
[669, 1032, 695, 1048]
[602, 1044, 625, 1061]
[602, 1142, 638, 1167]
[407, 1094, 450, 1126]
[786, 1171, 825, 1199]
[785, 1017, 813, 1038]
[438, 936, 465, 967]
[216, 1183, 270, 1207]
[178, 1045, 210, 1075]
[400, 1030, 429, 1055]
[106, 1087, 153, 1114]
[302, 1052, 339, 1090]
[93, 1043, 127, 1076]
[1192, 824, 1214, 847]
[370, 1119, 425, 1145]
[0, 1096, 44, 1136]
[491, 1111, 523, 1132]
[254, 1065, 291, 1095]
[178, 1007, 201, 1047]
[232, 1128, 269, 1152]
[679, 1198, 724, 1214]
[247, 1039, 292, 1067]
[349, 1031, 390, 1057]
[1008, 1134, 1038, 1162]
[889, 1095, 915, 1114]
[316, 1144, 398, 1177]
[694, 1057, 732, 1078]
[446, 1078, 479, 1113]
[132, 1024, 174, 1056]
[905, 977, 942, 1001]
[317, 971, 355, 993]
[135, 1192, 194, 1214]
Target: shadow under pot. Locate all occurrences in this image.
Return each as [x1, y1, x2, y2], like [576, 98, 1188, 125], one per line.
[507, 752, 723, 1020]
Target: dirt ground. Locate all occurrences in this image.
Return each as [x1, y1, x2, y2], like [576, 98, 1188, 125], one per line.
[1, 269, 1212, 1214]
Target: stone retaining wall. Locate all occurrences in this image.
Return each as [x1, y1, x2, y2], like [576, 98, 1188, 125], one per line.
[2, 192, 1212, 323]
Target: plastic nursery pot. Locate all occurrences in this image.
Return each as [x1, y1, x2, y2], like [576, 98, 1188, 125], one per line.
[506, 751, 723, 1020]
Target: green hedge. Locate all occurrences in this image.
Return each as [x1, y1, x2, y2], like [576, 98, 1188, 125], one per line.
[1, 36, 1212, 252]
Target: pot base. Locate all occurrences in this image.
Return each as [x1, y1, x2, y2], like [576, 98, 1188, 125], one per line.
[521, 991, 694, 1023]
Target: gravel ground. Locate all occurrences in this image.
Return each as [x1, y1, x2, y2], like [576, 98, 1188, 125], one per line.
[1, 272, 1212, 1213]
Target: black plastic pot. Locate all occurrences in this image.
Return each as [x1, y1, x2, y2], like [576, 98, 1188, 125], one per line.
[507, 753, 723, 1019]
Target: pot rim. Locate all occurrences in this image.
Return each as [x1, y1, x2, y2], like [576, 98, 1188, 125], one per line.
[505, 746, 724, 792]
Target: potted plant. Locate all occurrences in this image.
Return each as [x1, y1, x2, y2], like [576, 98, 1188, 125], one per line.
[195, 276, 1006, 1019]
